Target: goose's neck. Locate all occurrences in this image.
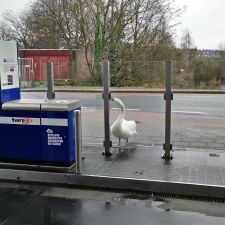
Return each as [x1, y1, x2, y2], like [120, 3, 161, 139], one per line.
[115, 101, 125, 124]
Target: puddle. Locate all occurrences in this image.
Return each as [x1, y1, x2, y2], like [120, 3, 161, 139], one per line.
[5, 196, 225, 225]
[1, 185, 225, 225]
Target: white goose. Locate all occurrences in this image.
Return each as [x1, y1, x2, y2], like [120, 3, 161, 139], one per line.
[111, 97, 137, 146]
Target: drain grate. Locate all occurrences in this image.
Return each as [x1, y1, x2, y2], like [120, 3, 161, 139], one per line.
[209, 153, 220, 157]
[58, 184, 225, 203]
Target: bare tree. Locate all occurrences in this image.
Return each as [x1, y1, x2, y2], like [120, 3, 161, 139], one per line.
[0, 21, 15, 40]
[180, 28, 196, 68]
[217, 42, 225, 58]
[0, 10, 32, 48]
[32, 0, 80, 48]
[28, 0, 81, 78]
[78, 0, 138, 82]
[180, 28, 195, 49]
[218, 42, 225, 50]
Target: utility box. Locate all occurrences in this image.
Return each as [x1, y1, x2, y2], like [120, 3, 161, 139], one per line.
[0, 99, 80, 166]
[0, 40, 20, 103]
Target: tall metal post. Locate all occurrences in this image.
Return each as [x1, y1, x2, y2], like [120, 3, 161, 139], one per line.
[75, 110, 82, 174]
[162, 60, 173, 160]
[102, 60, 112, 155]
[47, 62, 55, 99]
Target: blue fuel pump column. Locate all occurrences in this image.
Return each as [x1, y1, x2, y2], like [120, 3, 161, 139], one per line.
[0, 40, 20, 104]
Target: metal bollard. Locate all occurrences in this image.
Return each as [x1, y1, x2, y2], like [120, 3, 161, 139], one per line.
[162, 60, 173, 160]
[102, 60, 112, 155]
[75, 110, 82, 174]
[47, 62, 55, 99]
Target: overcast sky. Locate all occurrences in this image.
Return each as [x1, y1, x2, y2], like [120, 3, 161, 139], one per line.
[174, 0, 225, 49]
[0, 0, 30, 13]
[0, 0, 224, 50]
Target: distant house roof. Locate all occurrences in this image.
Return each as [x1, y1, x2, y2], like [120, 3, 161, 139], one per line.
[197, 49, 225, 59]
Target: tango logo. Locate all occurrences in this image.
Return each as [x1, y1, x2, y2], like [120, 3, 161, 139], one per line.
[12, 117, 32, 124]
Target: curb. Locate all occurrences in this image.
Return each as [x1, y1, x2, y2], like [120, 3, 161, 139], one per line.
[1, 170, 225, 200]
[21, 88, 225, 94]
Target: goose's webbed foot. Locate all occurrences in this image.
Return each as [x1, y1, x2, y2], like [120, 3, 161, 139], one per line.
[118, 138, 121, 146]
[118, 138, 121, 152]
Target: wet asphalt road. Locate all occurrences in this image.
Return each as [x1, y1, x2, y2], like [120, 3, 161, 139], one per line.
[21, 92, 225, 117]
[1, 182, 225, 225]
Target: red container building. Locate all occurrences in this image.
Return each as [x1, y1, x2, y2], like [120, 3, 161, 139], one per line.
[20, 49, 71, 81]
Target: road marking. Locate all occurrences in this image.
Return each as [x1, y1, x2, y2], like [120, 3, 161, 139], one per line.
[81, 107, 96, 111]
[82, 107, 141, 112]
[112, 108, 141, 111]
[184, 95, 214, 98]
[172, 111, 204, 114]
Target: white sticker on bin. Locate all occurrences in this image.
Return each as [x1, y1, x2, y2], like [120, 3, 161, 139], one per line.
[41, 118, 68, 126]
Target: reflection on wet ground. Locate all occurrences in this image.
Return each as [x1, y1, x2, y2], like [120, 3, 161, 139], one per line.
[0, 182, 225, 225]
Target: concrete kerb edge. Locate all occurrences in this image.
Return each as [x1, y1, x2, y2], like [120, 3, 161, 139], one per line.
[0, 169, 225, 200]
[21, 88, 225, 94]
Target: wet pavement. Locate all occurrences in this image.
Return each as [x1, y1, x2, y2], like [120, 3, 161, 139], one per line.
[0, 182, 225, 225]
[82, 144, 225, 186]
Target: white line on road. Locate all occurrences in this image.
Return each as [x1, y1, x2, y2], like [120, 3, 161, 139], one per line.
[172, 111, 204, 114]
[184, 95, 214, 98]
[112, 107, 141, 111]
[81, 107, 97, 111]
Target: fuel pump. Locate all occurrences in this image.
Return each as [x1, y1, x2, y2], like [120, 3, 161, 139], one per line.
[0, 40, 80, 167]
